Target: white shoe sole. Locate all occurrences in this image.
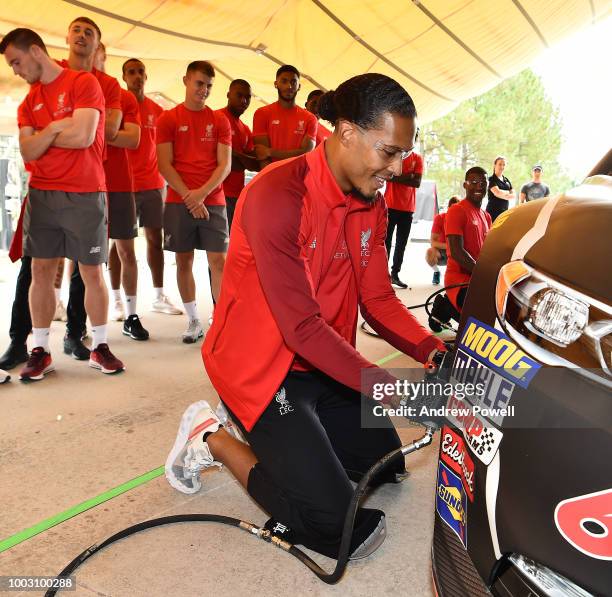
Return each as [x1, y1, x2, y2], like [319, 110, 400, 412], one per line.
[89, 360, 125, 374]
[19, 364, 55, 381]
[165, 400, 214, 494]
[151, 305, 183, 315]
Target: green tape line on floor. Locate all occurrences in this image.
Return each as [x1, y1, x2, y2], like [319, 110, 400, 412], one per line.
[0, 349, 407, 554]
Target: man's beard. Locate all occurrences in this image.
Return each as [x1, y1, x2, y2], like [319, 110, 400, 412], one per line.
[350, 186, 378, 205]
[278, 90, 297, 102]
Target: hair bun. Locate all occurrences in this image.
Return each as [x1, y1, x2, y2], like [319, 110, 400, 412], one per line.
[317, 90, 338, 124]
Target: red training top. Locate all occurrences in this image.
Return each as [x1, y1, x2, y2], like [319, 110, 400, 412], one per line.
[17, 68, 106, 192]
[202, 142, 444, 431]
[216, 106, 254, 199]
[431, 212, 447, 244]
[384, 152, 424, 212]
[315, 122, 332, 146]
[252, 101, 317, 159]
[104, 89, 140, 193]
[444, 198, 492, 307]
[156, 104, 231, 206]
[129, 95, 165, 191]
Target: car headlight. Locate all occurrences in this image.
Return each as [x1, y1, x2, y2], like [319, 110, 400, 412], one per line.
[509, 554, 593, 597]
[495, 260, 612, 382]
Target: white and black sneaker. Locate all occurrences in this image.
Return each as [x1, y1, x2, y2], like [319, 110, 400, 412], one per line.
[165, 400, 223, 494]
[123, 315, 150, 341]
[182, 319, 204, 344]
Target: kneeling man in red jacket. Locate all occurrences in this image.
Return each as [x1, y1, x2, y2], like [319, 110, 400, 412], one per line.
[165, 73, 446, 560]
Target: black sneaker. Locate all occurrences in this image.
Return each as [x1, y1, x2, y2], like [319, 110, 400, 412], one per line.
[63, 334, 91, 360]
[0, 341, 29, 370]
[123, 315, 150, 341]
[390, 274, 408, 289]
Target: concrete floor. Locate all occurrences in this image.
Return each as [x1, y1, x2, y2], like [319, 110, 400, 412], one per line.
[0, 238, 450, 597]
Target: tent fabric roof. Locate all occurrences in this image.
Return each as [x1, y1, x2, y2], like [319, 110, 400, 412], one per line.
[1, 0, 611, 124]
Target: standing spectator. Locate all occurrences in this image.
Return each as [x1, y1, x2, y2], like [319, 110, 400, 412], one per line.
[252, 65, 317, 169]
[156, 61, 231, 343]
[305, 89, 332, 146]
[122, 58, 182, 315]
[445, 167, 492, 311]
[485, 156, 515, 223]
[425, 196, 460, 285]
[216, 79, 259, 232]
[384, 130, 423, 289]
[520, 165, 550, 203]
[1, 27, 124, 381]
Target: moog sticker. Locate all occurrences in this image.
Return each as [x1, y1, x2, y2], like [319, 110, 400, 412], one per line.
[554, 488, 612, 560]
[458, 317, 540, 389]
[436, 461, 468, 548]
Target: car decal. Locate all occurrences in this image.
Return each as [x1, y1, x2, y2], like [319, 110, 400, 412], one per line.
[511, 193, 561, 261]
[440, 425, 475, 502]
[485, 450, 503, 560]
[451, 348, 517, 425]
[554, 488, 612, 560]
[457, 317, 541, 389]
[436, 461, 468, 549]
[446, 395, 504, 466]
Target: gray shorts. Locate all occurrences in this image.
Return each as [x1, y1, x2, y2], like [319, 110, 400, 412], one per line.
[135, 188, 164, 229]
[108, 191, 137, 240]
[24, 188, 108, 265]
[163, 203, 228, 253]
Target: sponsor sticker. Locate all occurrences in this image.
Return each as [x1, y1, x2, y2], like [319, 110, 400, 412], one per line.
[440, 426, 475, 502]
[436, 461, 468, 548]
[458, 317, 540, 389]
[554, 488, 612, 560]
[451, 348, 517, 425]
[446, 395, 504, 466]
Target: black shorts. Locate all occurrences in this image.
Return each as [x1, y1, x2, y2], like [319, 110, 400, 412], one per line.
[108, 191, 137, 240]
[224, 370, 405, 558]
[438, 248, 447, 266]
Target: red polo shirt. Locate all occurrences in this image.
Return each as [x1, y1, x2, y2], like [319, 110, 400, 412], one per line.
[315, 122, 332, 146]
[104, 89, 140, 192]
[216, 106, 254, 198]
[156, 104, 232, 205]
[444, 198, 491, 307]
[384, 152, 424, 212]
[129, 96, 165, 191]
[17, 68, 105, 192]
[252, 101, 317, 159]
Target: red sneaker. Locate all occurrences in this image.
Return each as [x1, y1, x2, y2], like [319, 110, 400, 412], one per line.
[19, 347, 54, 381]
[89, 343, 125, 374]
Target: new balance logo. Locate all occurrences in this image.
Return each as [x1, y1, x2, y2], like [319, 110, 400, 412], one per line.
[89, 246, 101, 254]
[178, 125, 188, 132]
[271, 119, 280, 125]
[275, 387, 293, 415]
[309, 237, 317, 249]
[33, 103, 44, 111]
[165, 233, 172, 244]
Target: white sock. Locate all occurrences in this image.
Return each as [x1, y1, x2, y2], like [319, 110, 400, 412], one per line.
[113, 289, 122, 301]
[125, 295, 137, 317]
[433, 265, 439, 272]
[154, 287, 164, 299]
[54, 288, 61, 302]
[91, 324, 108, 349]
[183, 301, 198, 321]
[33, 328, 50, 351]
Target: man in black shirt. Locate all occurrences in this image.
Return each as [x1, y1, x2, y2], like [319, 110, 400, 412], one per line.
[486, 155, 515, 222]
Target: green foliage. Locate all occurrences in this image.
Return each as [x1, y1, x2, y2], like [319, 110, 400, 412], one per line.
[421, 68, 575, 206]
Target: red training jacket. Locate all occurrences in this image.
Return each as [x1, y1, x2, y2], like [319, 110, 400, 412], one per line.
[202, 143, 444, 431]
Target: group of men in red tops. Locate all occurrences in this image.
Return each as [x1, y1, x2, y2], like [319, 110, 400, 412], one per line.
[0, 18, 334, 383]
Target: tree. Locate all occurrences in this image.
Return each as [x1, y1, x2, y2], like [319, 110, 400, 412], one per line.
[421, 68, 574, 206]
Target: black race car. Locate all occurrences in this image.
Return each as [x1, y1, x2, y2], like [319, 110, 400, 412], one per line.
[432, 155, 612, 597]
